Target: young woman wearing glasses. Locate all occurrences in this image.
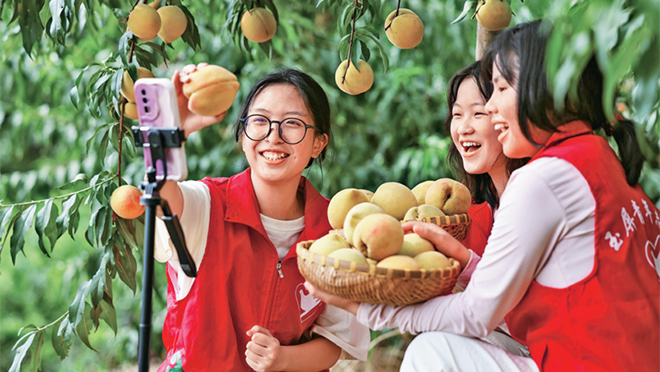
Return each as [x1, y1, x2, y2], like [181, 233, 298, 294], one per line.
[154, 65, 369, 372]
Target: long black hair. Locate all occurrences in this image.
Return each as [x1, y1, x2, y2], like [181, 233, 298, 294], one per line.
[233, 68, 332, 167]
[444, 61, 527, 207]
[482, 20, 644, 185]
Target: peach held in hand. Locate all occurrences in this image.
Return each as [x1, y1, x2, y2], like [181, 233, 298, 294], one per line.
[182, 65, 240, 117]
[110, 185, 145, 220]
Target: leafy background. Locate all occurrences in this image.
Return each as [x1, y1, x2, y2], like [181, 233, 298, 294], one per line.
[1, 0, 658, 371]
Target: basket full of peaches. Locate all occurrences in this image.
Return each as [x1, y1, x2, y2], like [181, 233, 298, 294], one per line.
[297, 179, 472, 306]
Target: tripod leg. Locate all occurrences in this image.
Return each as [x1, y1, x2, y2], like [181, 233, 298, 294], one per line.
[138, 195, 160, 372]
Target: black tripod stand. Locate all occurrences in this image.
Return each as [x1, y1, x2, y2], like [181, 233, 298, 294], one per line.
[133, 127, 197, 372]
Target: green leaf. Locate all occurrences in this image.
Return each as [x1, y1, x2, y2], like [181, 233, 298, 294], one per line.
[359, 40, 371, 62]
[99, 293, 118, 335]
[10, 204, 37, 264]
[360, 33, 389, 72]
[351, 40, 362, 72]
[452, 0, 478, 24]
[0, 206, 23, 263]
[113, 243, 137, 293]
[75, 303, 97, 351]
[0, 206, 15, 243]
[56, 194, 83, 239]
[90, 252, 110, 306]
[9, 331, 36, 372]
[110, 69, 124, 101]
[117, 217, 138, 249]
[51, 317, 69, 360]
[35, 199, 55, 256]
[28, 330, 44, 372]
[604, 16, 651, 119]
[18, 0, 45, 56]
[56, 173, 90, 190]
[69, 280, 92, 326]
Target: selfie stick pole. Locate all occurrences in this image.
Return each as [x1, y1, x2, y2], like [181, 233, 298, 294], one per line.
[133, 128, 197, 372]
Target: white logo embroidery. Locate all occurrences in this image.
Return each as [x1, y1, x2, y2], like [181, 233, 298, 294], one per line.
[645, 234, 660, 279]
[296, 283, 321, 323]
[605, 231, 623, 251]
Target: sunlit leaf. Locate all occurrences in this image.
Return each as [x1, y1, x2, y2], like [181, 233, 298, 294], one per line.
[68, 280, 92, 326]
[9, 331, 36, 372]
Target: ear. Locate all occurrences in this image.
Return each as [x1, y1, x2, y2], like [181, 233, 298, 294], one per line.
[311, 133, 328, 158]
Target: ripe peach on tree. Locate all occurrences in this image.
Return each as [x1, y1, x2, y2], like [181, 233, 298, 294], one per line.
[110, 185, 145, 220]
[384, 8, 424, 49]
[240, 7, 277, 43]
[127, 4, 162, 42]
[335, 59, 374, 95]
[475, 0, 512, 31]
[157, 5, 188, 43]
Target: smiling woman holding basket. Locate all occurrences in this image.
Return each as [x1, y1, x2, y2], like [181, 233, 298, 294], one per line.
[306, 20, 660, 372]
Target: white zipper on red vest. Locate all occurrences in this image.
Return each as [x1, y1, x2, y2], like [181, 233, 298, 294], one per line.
[276, 263, 284, 278]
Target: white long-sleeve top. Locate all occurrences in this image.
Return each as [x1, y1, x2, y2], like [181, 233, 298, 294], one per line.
[356, 157, 597, 337]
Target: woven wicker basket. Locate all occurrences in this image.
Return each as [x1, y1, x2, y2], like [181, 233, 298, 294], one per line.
[297, 241, 461, 306]
[402, 213, 471, 241]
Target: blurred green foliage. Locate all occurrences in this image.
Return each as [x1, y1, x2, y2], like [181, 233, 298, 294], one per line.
[1, 0, 658, 370]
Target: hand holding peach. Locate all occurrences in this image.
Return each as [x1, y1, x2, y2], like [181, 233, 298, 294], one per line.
[173, 63, 239, 137]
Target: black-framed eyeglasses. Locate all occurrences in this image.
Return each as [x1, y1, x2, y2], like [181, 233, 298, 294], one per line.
[240, 114, 320, 145]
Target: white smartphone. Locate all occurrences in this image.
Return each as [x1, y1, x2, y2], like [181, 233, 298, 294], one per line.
[134, 78, 188, 182]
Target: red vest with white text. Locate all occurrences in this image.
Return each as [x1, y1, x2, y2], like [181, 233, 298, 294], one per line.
[505, 121, 660, 372]
[157, 169, 330, 372]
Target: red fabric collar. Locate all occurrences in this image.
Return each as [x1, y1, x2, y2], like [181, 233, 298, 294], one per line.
[223, 168, 329, 242]
[531, 120, 593, 162]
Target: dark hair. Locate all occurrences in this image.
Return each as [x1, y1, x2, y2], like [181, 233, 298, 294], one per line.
[233, 69, 332, 167]
[482, 20, 644, 185]
[444, 61, 527, 207]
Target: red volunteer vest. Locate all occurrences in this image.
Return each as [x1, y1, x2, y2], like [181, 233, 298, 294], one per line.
[158, 169, 331, 372]
[505, 121, 660, 372]
[462, 201, 494, 257]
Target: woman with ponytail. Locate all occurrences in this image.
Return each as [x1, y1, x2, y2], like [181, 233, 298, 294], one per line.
[306, 20, 660, 372]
